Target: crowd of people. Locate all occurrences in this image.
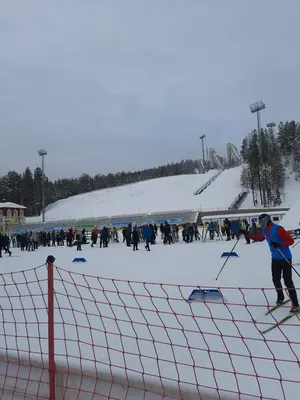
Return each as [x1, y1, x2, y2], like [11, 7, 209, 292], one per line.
[0, 218, 262, 258]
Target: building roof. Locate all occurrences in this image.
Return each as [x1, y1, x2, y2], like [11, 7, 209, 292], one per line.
[0, 202, 26, 209]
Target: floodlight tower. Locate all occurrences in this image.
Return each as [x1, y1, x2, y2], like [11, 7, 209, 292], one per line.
[250, 101, 266, 207]
[267, 122, 276, 130]
[38, 149, 47, 222]
[199, 134, 206, 172]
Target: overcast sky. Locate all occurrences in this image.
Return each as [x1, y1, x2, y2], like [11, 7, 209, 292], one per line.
[1, 0, 300, 179]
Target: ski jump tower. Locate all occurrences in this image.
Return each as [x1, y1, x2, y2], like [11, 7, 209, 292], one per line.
[208, 148, 225, 170]
[227, 143, 242, 166]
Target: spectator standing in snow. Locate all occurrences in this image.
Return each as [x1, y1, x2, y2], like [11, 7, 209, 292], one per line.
[208, 221, 216, 240]
[160, 223, 165, 241]
[75, 231, 82, 251]
[51, 230, 56, 246]
[142, 224, 152, 251]
[112, 227, 119, 243]
[0, 234, 12, 257]
[223, 218, 231, 241]
[231, 220, 239, 240]
[102, 227, 109, 248]
[163, 222, 172, 245]
[67, 229, 73, 247]
[32, 231, 39, 250]
[91, 227, 99, 247]
[125, 224, 132, 247]
[132, 226, 139, 251]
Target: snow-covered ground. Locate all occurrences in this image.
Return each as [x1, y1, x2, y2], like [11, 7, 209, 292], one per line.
[1, 236, 300, 399]
[26, 167, 245, 223]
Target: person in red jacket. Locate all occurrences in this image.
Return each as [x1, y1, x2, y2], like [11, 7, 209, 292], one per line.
[248, 214, 299, 313]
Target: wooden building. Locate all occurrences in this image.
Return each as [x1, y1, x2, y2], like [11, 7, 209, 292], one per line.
[0, 201, 26, 233]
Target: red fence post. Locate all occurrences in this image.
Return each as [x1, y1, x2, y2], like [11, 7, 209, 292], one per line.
[47, 257, 56, 400]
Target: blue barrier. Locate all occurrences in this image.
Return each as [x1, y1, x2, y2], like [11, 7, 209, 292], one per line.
[72, 258, 87, 263]
[221, 252, 239, 258]
[151, 218, 182, 225]
[110, 221, 136, 228]
[188, 289, 223, 303]
[40, 226, 63, 232]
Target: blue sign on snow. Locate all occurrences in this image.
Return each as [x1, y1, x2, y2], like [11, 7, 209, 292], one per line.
[188, 289, 223, 303]
[221, 252, 239, 258]
[72, 258, 87, 263]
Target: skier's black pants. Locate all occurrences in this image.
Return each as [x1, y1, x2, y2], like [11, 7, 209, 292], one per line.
[272, 259, 299, 306]
[133, 241, 138, 251]
[145, 240, 150, 251]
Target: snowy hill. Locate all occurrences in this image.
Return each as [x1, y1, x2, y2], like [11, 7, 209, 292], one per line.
[280, 199, 300, 231]
[27, 167, 245, 222]
[282, 170, 300, 206]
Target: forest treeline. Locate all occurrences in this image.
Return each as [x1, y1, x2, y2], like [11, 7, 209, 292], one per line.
[0, 159, 205, 216]
[241, 121, 300, 207]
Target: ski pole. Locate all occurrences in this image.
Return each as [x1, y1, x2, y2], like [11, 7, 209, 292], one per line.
[277, 248, 300, 279]
[292, 239, 300, 248]
[215, 238, 239, 280]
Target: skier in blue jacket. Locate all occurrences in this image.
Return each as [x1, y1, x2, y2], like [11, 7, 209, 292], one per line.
[249, 214, 299, 313]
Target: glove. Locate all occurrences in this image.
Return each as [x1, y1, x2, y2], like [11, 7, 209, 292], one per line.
[271, 241, 281, 248]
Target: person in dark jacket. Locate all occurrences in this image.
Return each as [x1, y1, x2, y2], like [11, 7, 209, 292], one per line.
[3, 234, 12, 256]
[163, 222, 172, 245]
[125, 224, 132, 247]
[102, 227, 109, 248]
[67, 229, 73, 247]
[249, 214, 299, 313]
[142, 225, 152, 251]
[149, 224, 156, 245]
[51, 230, 56, 246]
[46, 232, 51, 247]
[242, 219, 251, 244]
[132, 226, 139, 251]
[223, 218, 231, 241]
[160, 223, 165, 240]
[75, 232, 82, 251]
[82, 229, 87, 244]
[0, 234, 11, 257]
[59, 229, 65, 246]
